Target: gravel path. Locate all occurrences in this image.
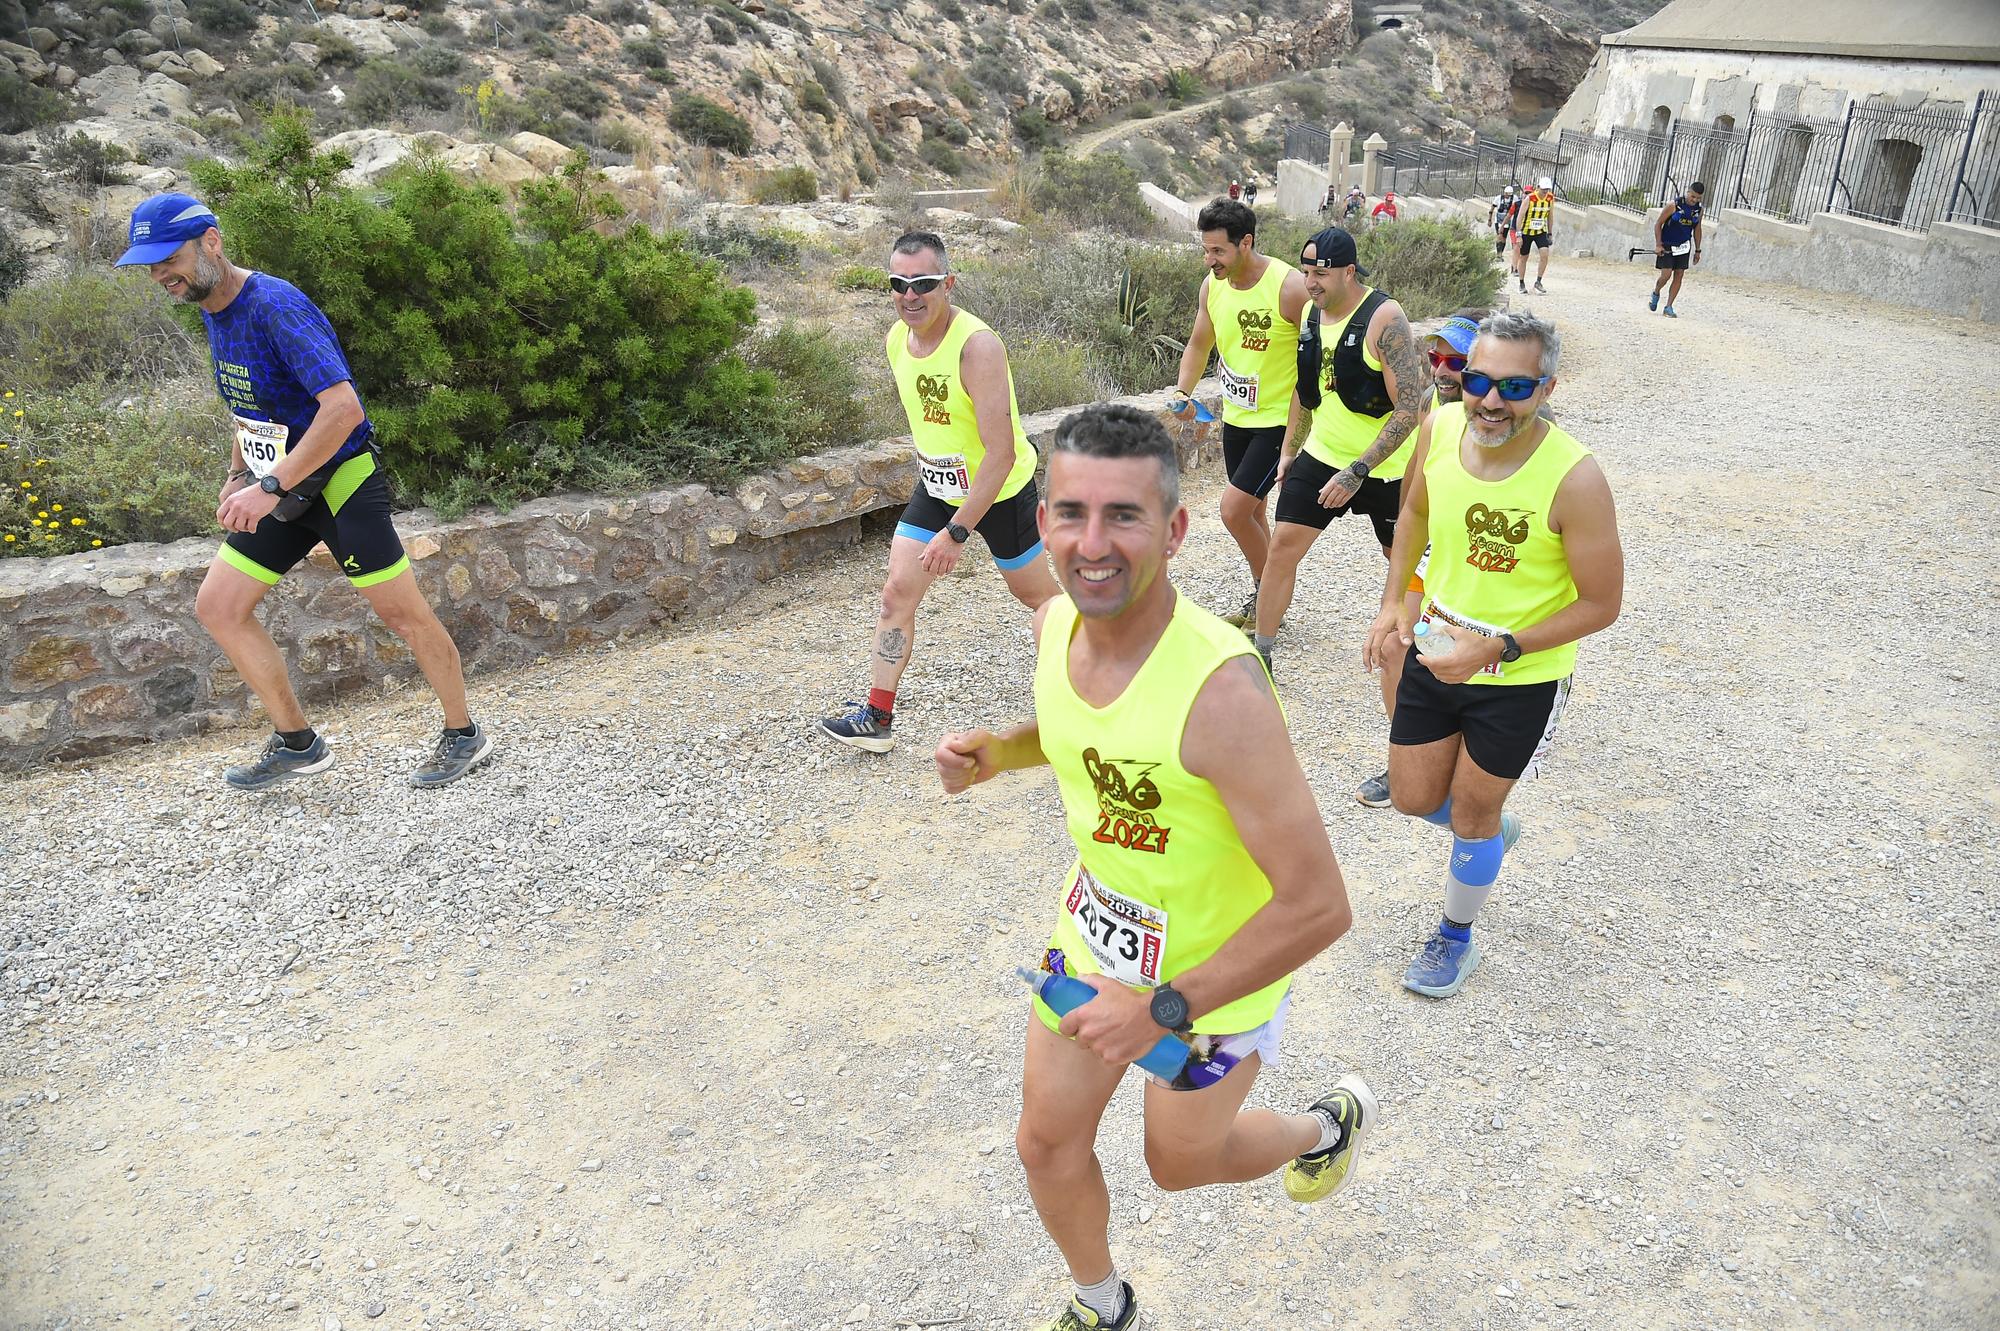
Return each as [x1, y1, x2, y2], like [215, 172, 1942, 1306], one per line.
[2, 256, 1996, 1331]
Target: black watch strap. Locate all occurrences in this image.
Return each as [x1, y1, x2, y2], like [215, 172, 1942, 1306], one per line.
[259, 473, 288, 496]
[1348, 460, 1372, 480]
[945, 522, 970, 543]
[1499, 631, 1522, 662]
[1150, 983, 1193, 1034]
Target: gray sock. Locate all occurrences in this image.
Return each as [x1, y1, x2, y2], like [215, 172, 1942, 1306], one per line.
[1075, 1268, 1125, 1321]
[1253, 633, 1276, 654]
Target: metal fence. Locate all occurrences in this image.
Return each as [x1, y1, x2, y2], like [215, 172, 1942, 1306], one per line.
[1282, 121, 1330, 168]
[1379, 137, 1524, 197]
[1829, 98, 1982, 230]
[1732, 113, 1844, 223]
[1948, 92, 2000, 226]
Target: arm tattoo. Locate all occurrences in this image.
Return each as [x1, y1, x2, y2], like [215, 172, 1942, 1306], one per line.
[875, 627, 907, 664]
[1234, 653, 1272, 695]
[1355, 311, 1427, 472]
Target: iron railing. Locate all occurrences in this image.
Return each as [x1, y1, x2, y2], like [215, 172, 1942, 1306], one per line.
[1282, 121, 1330, 167]
[1733, 112, 1844, 224]
[1946, 92, 2000, 227]
[1829, 97, 1983, 232]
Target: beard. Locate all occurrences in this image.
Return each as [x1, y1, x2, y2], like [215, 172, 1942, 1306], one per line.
[180, 249, 224, 302]
[1466, 407, 1531, 450]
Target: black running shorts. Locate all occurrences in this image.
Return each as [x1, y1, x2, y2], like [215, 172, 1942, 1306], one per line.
[1517, 232, 1552, 254]
[897, 479, 1045, 569]
[1222, 423, 1286, 500]
[1655, 251, 1691, 270]
[219, 452, 408, 588]
[1390, 646, 1571, 781]
[1273, 451, 1401, 546]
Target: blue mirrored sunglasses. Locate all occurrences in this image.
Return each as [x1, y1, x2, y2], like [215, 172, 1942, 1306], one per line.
[1461, 370, 1550, 402]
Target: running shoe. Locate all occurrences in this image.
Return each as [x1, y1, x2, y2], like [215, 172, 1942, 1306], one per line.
[1533, 280, 1546, 294]
[1283, 1074, 1377, 1203]
[1402, 926, 1480, 997]
[1501, 810, 1521, 852]
[1038, 1282, 1137, 1331]
[1219, 588, 1259, 627]
[1355, 770, 1391, 808]
[1648, 290, 1659, 312]
[818, 701, 894, 753]
[1661, 305, 1677, 318]
[411, 723, 495, 789]
[225, 733, 333, 791]
[1518, 278, 1526, 292]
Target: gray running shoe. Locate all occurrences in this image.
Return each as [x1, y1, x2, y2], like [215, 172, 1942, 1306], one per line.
[1533, 280, 1547, 294]
[225, 733, 333, 791]
[1355, 770, 1391, 808]
[411, 723, 495, 788]
[819, 701, 894, 753]
[1220, 587, 1259, 628]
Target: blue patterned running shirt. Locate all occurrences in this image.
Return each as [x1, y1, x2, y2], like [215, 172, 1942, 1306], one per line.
[201, 272, 372, 475]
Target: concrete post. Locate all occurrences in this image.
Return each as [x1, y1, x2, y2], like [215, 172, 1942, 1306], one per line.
[1328, 121, 1355, 197]
[1361, 132, 1387, 196]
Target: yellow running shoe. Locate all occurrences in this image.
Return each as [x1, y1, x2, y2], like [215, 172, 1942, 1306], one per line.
[1039, 1281, 1137, 1330]
[1283, 1074, 1377, 1203]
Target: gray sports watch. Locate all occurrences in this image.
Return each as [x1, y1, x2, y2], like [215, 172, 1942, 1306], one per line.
[1499, 632, 1523, 663]
[1348, 460, 1372, 481]
[1149, 983, 1193, 1034]
[258, 473, 288, 497]
[945, 522, 970, 543]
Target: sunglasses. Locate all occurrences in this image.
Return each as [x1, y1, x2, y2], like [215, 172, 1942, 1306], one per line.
[1461, 370, 1551, 402]
[1428, 351, 1467, 371]
[888, 273, 948, 295]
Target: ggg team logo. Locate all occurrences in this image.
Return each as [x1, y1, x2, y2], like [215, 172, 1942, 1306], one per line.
[1463, 502, 1533, 573]
[916, 373, 952, 426]
[1082, 747, 1170, 854]
[1236, 307, 1273, 353]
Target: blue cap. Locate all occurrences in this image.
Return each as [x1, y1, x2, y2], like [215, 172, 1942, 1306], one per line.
[115, 192, 218, 266]
[1430, 315, 1480, 356]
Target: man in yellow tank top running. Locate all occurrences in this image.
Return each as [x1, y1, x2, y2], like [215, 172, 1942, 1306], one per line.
[1169, 197, 1307, 626]
[934, 405, 1375, 1331]
[1364, 312, 1624, 999]
[819, 230, 1059, 753]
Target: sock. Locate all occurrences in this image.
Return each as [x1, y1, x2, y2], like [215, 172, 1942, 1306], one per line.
[1442, 831, 1506, 928]
[445, 722, 478, 739]
[1306, 1103, 1348, 1156]
[865, 687, 895, 721]
[1418, 796, 1453, 827]
[277, 727, 317, 752]
[1252, 633, 1276, 654]
[1075, 1269, 1125, 1322]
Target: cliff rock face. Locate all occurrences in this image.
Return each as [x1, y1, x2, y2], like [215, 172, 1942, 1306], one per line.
[1424, 4, 1598, 125]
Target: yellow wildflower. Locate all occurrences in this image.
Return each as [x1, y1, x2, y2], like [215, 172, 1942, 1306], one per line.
[70, 517, 83, 526]
[2, 534, 12, 543]
[90, 539, 101, 547]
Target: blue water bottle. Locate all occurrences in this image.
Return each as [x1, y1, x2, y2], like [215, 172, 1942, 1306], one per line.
[1016, 966, 1190, 1081]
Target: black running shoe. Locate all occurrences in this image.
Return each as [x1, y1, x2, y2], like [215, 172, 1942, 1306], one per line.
[819, 701, 894, 753]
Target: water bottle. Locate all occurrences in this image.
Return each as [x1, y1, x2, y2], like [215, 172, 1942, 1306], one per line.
[1015, 966, 1190, 1081]
[1411, 620, 1455, 661]
[1167, 394, 1216, 423]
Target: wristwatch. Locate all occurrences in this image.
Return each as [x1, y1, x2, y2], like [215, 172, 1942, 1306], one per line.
[1149, 983, 1193, 1034]
[1348, 460, 1372, 481]
[1498, 631, 1523, 663]
[258, 474, 288, 497]
[944, 522, 970, 543]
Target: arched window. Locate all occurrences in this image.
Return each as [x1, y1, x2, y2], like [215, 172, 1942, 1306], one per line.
[1858, 137, 1923, 225]
[1766, 122, 1814, 218]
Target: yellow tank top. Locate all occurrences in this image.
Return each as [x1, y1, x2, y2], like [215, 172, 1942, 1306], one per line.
[1202, 258, 1300, 428]
[1522, 190, 1554, 234]
[885, 309, 1035, 506]
[1032, 593, 1290, 1035]
[1420, 402, 1591, 686]
[1301, 289, 1415, 479]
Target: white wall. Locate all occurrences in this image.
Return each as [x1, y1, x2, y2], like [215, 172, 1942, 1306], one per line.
[1582, 46, 2000, 131]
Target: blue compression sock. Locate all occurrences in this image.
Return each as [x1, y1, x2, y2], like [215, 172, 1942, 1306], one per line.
[1419, 797, 1453, 827]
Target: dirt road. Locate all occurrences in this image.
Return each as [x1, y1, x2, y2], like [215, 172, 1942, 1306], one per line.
[2, 256, 1996, 1331]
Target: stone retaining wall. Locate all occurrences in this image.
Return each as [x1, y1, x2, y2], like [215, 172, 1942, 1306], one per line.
[0, 389, 1209, 770]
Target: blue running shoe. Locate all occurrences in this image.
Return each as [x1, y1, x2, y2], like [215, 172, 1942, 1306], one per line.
[1648, 290, 1659, 312]
[1661, 305, 1678, 318]
[818, 701, 894, 753]
[225, 733, 333, 791]
[1501, 810, 1520, 853]
[1402, 926, 1480, 998]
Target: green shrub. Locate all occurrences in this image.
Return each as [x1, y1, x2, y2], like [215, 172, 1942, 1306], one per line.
[315, 31, 365, 68]
[1003, 337, 1116, 414]
[1284, 80, 1328, 120]
[185, 112, 775, 516]
[1050, 69, 1084, 105]
[918, 138, 962, 177]
[806, 55, 848, 108]
[737, 69, 764, 96]
[1128, 100, 1156, 119]
[946, 74, 979, 109]
[348, 60, 455, 122]
[1013, 107, 1054, 148]
[703, 13, 737, 43]
[542, 71, 609, 120]
[38, 129, 128, 188]
[623, 36, 667, 67]
[0, 383, 228, 556]
[409, 47, 464, 78]
[670, 94, 753, 154]
[834, 264, 888, 292]
[799, 80, 836, 121]
[752, 166, 818, 204]
[0, 269, 206, 395]
[1028, 151, 1156, 236]
[969, 53, 1026, 98]
[0, 73, 76, 134]
[684, 218, 805, 272]
[1355, 217, 1501, 320]
[0, 232, 28, 304]
[1161, 68, 1202, 103]
[189, 0, 257, 34]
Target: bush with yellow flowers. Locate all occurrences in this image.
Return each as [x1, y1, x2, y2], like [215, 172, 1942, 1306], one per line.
[0, 384, 229, 559]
